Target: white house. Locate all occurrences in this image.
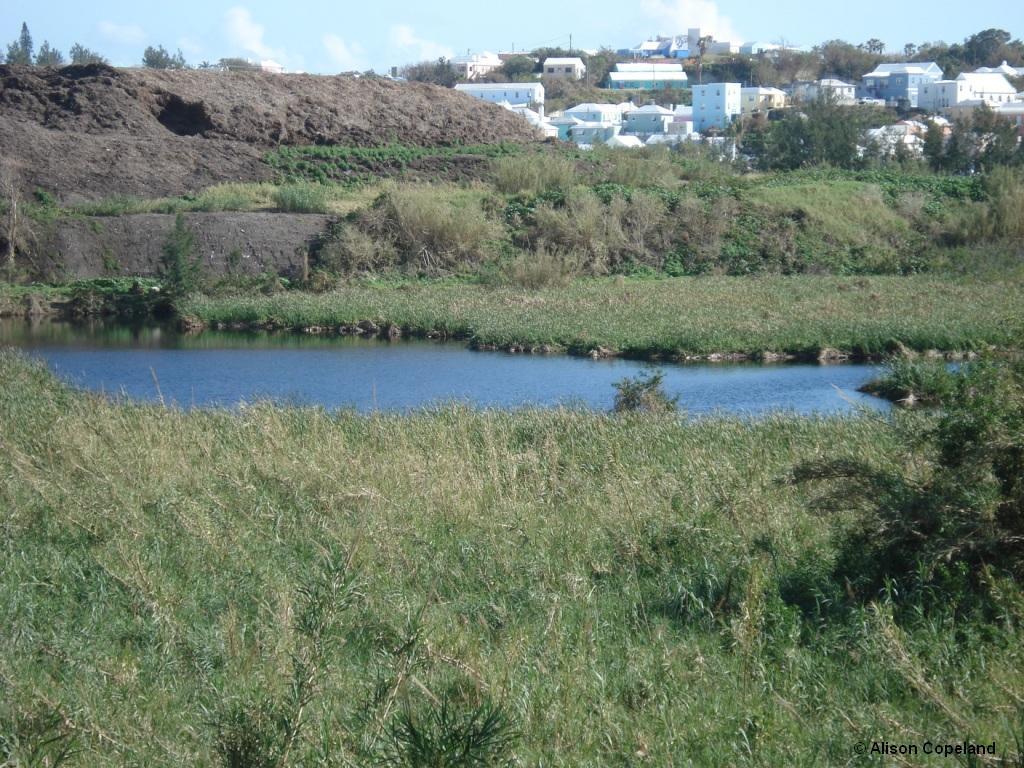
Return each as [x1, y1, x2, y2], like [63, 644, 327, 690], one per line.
[740, 86, 787, 114]
[792, 78, 856, 104]
[564, 102, 624, 124]
[504, 105, 558, 139]
[919, 72, 1018, 113]
[568, 122, 620, 146]
[622, 104, 675, 135]
[692, 83, 742, 133]
[548, 114, 584, 141]
[543, 57, 586, 80]
[607, 62, 688, 90]
[454, 82, 545, 109]
[740, 42, 782, 55]
[974, 60, 1024, 78]
[450, 52, 503, 80]
[866, 121, 927, 157]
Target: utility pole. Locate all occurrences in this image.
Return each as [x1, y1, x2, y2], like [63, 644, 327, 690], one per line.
[569, 34, 573, 53]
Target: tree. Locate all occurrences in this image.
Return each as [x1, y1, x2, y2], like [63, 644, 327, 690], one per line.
[143, 45, 188, 70]
[762, 93, 868, 170]
[5, 22, 33, 65]
[817, 39, 881, 81]
[69, 43, 108, 65]
[497, 55, 535, 81]
[903, 43, 917, 58]
[35, 41, 65, 67]
[860, 38, 885, 55]
[922, 120, 946, 171]
[0, 160, 33, 279]
[160, 215, 201, 295]
[400, 57, 458, 87]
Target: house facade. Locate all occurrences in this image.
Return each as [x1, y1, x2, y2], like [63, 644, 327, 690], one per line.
[792, 78, 856, 104]
[543, 57, 586, 80]
[858, 62, 943, 107]
[606, 62, 688, 90]
[692, 82, 742, 132]
[454, 82, 545, 109]
[622, 104, 675, 135]
[449, 52, 503, 80]
[918, 72, 1018, 113]
[740, 86, 787, 114]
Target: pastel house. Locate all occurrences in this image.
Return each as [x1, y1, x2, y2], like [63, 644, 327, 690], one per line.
[692, 83, 741, 132]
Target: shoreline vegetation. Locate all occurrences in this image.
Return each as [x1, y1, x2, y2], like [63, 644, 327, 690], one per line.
[2, 350, 1023, 765]
[4, 274, 1021, 362]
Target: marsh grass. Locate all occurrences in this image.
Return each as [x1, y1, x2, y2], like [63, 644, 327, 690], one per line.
[2, 351, 1023, 765]
[180, 275, 1024, 357]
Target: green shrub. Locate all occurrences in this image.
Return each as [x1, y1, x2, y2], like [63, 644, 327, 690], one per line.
[272, 183, 331, 214]
[159, 214, 201, 295]
[859, 357, 957, 406]
[492, 154, 576, 195]
[613, 370, 679, 414]
[792, 359, 1024, 602]
[496, 245, 581, 289]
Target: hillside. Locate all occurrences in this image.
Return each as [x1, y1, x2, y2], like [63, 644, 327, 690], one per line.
[0, 64, 540, 200]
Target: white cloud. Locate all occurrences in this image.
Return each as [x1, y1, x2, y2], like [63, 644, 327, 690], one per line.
[97, 21, 146, 46]
[323, 34, 365, 71]
[224, 6, 285, 61]
[389, 25, 453, 62]
[639, 0, 740, 42]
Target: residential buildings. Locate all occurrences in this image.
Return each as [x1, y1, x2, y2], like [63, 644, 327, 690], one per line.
[858, 62, 943, 108]
[692, 82, 741, 132]
[918, 72, 1019, 113]
[622, 104, 675, 135]
[543, 57, 586, 80]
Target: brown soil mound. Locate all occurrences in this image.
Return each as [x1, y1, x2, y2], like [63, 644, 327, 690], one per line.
[0, 65, 539, 201]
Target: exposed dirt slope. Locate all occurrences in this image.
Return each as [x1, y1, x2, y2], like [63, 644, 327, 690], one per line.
[0, 64, 538, 200]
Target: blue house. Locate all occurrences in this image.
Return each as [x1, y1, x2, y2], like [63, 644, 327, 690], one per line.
[858, 62, 943, 108]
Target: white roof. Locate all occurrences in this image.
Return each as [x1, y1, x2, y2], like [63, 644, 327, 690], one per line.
[544, 57, 585, 67]
[955, 72, 1017, 93]
[864, 61, 942, 77]
[974, 61, 1024, 77]
[819, 78, 853, 87]
[455, 82, 543, 92]
[452, 51, 502, 65]
[608, 71, 688, 83]
[566, 102, 621, 114]
[741, 86, 786, 95]
[605, 135, 644, 148]
[625, 104, 674, 115]
[615, 62, 684, 73]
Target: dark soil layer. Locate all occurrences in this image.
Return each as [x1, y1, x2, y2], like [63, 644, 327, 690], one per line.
[0, 64, 539, 200]
[35, 212, 332, 279]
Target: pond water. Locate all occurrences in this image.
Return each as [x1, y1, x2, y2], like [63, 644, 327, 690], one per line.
[1, 319, 889, 415]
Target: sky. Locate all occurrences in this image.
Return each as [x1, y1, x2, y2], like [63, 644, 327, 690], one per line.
[3, 0, 1021, 74]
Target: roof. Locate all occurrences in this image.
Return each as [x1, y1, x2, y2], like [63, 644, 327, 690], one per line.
[741, 86, 786, 96]
[955, 72, 1017, 93]
[455, 82, 544, 92]
[608, 72, 688, 83]
[625, 104, 674, 115]
[544, 57, 585, 67]
[819, 78, 853, 87]
[863, 61, 942, 78]
[452, 51, 502, 65]
[566, 102, 622, 113]
[605, 135, 644, 148]
[614, 62, 684, 73]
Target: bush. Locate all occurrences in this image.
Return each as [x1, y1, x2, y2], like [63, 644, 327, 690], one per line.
[859, 357, 957, 406]
[495, 245, 581, 289]
[360, 186, 502, 274]
[613, 370, 679, 414]
[380, 696, 519, 768]
[792, 358, 1024, 602]
[492, 154, 577, 195]
[272, 183, 331, 214]
[160, 214, 201, 295]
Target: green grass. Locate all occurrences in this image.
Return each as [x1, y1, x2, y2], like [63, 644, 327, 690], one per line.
[179, 275, 1024, 358]
[1, 350, 1022, 765]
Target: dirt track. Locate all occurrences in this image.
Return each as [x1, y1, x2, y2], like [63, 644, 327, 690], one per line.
[0, 64, 539, 200]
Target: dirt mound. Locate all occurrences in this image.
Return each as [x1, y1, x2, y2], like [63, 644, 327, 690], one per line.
[0, 65, 539, 200]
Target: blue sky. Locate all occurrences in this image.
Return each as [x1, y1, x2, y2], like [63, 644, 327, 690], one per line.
[3, 0, 1021, 73]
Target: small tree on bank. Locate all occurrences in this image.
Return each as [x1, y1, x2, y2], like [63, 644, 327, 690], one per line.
[143, 45, 188, 70]
[160, 214, 201, 295]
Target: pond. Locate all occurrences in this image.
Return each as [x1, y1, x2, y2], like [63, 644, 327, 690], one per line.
[1, 319, 889, 415]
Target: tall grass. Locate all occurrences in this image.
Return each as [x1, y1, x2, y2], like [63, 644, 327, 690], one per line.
[2, 351, 1023, 765]
[179, 275, 1024, 357]
[491, 154, 577, 195]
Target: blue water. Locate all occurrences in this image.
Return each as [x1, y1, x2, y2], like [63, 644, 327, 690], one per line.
[1, 320, 888, 415]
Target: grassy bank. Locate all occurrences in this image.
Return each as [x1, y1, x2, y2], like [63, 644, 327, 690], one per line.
[1, 351, 1023, 765]
[179, 275, 1024, 358]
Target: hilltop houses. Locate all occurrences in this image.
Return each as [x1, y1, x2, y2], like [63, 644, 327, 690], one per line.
[791, 78, 857, 104]
[857, 62, 943, 107]
[740, 86, 787, 114]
